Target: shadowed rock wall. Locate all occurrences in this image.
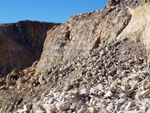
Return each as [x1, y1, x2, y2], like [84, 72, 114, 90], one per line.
[0, 20, 60, 75]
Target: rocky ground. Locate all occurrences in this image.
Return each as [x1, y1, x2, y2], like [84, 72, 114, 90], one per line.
[1, 39, 150, 113]
[1, 0, 150, 113]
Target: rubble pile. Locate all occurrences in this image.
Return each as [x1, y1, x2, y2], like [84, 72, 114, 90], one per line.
[16, 39, 150, 113]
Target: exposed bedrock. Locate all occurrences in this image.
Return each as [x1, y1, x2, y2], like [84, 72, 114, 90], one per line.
[36, 0, 150, 75]
[35, 2, 132, 75]
[117, 3, 150, 53]
[0, 20, 60, 75]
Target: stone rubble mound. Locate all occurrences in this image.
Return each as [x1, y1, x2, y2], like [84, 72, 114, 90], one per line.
[16, 39, 150, 113]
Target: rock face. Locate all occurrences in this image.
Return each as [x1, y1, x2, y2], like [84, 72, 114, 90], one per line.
[35, 3, 132, 75]
[107, 0, 147, 7]
[1, 0, 150, 113]
[117, 3, 150, 53]
[0, 20, 60, 75]
[35, 0, 150, 75]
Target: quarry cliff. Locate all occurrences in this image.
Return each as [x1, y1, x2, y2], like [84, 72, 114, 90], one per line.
[1, 0, 150, 113]
[35, 0, 150, 75]
[0, 20, 60, 75]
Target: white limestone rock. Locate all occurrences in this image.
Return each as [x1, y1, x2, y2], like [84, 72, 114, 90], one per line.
[46, 105, 57, 113]
[146, 108, 150, 113]
[63, 84, 72, 91]
[87, 107, 98, 113]
[76, 105, 87, 113]
[90, 88, 99, 95]
[48, 98, 55, 104]
[104, 91, 113, 98]
[106, 103, 114, 112]
[29, 109, 46, 113]
[16, 109, 25, 113]
[119, 93, 127, 99]
[141, 89, 150, 98]
[126, 109, 140, 113]
[125, 101, 135, 110]
[80, 88, 90, 97]
[56, 102, 70, 111]
[39, 76, 46, 84]
[24, 103, 32, 112]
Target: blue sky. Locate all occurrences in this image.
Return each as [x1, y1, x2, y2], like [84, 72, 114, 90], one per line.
[0, 0, 107, 24]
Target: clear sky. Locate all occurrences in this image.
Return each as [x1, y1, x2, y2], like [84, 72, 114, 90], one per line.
[0, 0, 107, 24]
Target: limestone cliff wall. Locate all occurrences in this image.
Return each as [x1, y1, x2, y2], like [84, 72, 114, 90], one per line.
[1, 0, 150, 76]
[35, 0, 150, 75]
[0, 20, 60, 75]
[35, 2, 132, 75]
[117, 3, 150, 54]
